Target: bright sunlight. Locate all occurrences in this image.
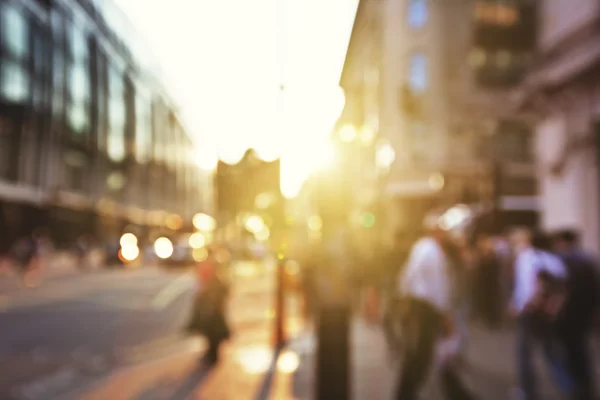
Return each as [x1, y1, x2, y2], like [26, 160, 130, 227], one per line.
[114, 0, 358, 197]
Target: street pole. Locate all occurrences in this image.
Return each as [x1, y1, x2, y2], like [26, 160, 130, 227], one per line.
[313, 157, 351, 400]
[274, 0, 287, 350]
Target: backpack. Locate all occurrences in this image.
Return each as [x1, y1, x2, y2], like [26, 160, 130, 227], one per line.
[524, 252, 568, 329]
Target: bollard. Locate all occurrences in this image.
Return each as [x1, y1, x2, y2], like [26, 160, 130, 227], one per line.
[316, 302, 351, 400]
[274, 257, 286, 348]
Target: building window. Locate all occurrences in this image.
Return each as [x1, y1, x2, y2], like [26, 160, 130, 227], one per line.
[469, 48, 487, 68]
[67, 24, 90, 134]
[0, 4, 30, 103]
[108, 67, 125, 162]
[407, 0, 427, 28]
[152, 100, 167, 163]
[1, 5, 28, 58]
[408, 52, 428, 93]
[474, 2, 519, 26]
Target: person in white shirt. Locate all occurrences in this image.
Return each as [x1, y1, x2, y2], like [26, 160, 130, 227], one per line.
[510, 230, 574, 400]
[395, 221, 475, 400]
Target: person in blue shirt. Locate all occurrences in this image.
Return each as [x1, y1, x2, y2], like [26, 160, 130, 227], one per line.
[510, 230, 573, 400]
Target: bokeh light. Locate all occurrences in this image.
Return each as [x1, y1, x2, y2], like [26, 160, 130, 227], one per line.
[120, 233, 138, 247]
[255, 228, 270, 241]
[120, 245, 140, 262]
[307, 215, 322, 231]
[193, 213, 216, 231]
[376, 141, 396, 170]
[193, 247, 209, 262]
[277, 351, 300, 373]
[189, 232, 206, 249]
[154, 237, 174, 259]
[339, 125, 357, 142]
[245, 215, 265, 234]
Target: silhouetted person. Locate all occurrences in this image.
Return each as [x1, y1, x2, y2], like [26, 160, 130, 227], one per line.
[395, 222, 475, 400]
[473, 233, 502, 329]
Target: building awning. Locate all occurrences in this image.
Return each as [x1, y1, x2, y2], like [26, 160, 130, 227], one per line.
[383, 180, 442, 198]
[515, 37, 600, 112]
[0, 180, 45, 205]
[500, 195, 539, 211]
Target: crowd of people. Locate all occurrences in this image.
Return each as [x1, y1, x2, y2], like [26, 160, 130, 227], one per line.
[379, 222, 600, 400]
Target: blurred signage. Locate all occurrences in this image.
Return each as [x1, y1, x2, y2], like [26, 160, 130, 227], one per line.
[384, 174, 444, 197]
[500, 195, 539, 211]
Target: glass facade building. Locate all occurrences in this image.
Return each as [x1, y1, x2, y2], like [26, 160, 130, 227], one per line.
[0, 0, 208, 246]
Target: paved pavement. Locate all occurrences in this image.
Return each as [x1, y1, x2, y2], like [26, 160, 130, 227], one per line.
[286, 319, 600, 400]
[189, 258, 305, 400]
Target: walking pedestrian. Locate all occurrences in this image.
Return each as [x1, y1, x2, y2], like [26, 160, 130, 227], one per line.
[395, 220, 476, 400]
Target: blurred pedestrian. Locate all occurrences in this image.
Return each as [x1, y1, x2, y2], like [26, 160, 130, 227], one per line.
[395, 220, 476, 400]
[473, 232, 502, 329]
[553, 229, 599, 400]
[510, 230, 573, 399]
[11, 233, 41, 286]
[188, 247, 230, 364]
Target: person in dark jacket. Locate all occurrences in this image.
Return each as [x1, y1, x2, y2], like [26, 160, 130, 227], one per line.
[553, 229, 599, 400]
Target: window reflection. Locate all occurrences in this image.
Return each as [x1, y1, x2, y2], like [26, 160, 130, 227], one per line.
[108, 67, 125, 162]
[0, 4, 30, 103]
[135, 90, 151, 163]
[407, 0, 427, 28]
[1, 5, 28, 59]
[408, 52, 428, 93]
[67, 23, 90, 134]
[1, 62, 28, 102]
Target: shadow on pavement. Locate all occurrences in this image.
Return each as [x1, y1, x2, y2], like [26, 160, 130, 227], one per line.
[133, 355, 214, 400]
[253, 346, 283, 400]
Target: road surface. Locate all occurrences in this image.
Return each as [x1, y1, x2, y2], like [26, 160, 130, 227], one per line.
[0, 267, 199, 400]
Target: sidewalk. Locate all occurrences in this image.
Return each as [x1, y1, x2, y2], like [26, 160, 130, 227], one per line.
[283, 319, 583, 400]
[283, 316, 396, 400]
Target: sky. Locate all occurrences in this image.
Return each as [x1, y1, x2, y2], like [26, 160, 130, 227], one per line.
[114, 0, 358, 196]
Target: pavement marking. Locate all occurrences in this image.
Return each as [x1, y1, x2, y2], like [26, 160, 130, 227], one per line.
[0, 295, 10, 312]
[151, 274, 194, 311]
[13, 367, 80, 400]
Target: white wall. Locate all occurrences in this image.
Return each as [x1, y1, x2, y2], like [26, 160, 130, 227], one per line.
[540, 0, 599, 51]
[535, 113, 599, 252]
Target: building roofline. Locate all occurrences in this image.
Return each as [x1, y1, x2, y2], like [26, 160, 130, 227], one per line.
[339, 0, 367, 88]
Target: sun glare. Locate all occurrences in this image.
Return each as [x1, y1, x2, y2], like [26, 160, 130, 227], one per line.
[115, 0, 359, 196]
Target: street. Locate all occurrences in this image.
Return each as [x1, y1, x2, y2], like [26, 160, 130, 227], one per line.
[0, 257, 304, 400]
[3, 258, 599, 400]
[0, 266, 199, 400]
